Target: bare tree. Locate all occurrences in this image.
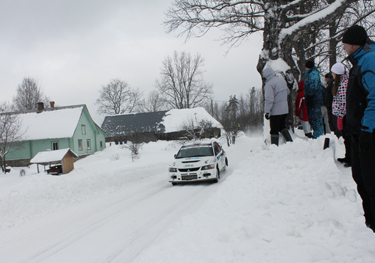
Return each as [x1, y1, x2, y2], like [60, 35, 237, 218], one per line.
[123, 132, 143, 162]
[138, 90, 167, 112]
[180, 117, 216, 142]
[181, 117, 198, 141]
[96, 79, 142, 115]
[0, 103, 24, 173]
[165, 0, 360, 82]
[297, 0, 375, 76]
[13, 77, 49, 111]
[156, 51, 213, 109]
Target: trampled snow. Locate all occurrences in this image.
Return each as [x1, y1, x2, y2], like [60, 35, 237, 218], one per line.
[1, 132, 374, 263]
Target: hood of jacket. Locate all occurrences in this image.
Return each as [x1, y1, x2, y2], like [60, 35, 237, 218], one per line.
[262, 68, 276, 83]
[304, 66, 319, 76]
[350, 42, 374, 63]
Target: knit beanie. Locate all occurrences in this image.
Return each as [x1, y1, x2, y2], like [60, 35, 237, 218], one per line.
[342, 25, 367, 46]
[305, 60, 314, 69]
[331, 63, 346, 75]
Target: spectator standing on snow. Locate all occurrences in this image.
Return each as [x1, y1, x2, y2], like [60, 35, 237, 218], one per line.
[304, 60, 324, 138]
[325, 73, 337, 135]
[343, 25, 375, 232]
[331, 62, 351, 168]
[320, 81, 331, 134]
[295, 81, 313, 138]
[263, 68, 293, 146]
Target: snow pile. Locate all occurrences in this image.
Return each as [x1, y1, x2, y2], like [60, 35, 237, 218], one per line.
[1, 132, 375, 262]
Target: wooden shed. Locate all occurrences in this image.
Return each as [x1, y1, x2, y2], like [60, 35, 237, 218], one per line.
[30, 148, 78, 175]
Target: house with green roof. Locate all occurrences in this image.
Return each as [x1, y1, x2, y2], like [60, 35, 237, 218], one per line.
[1, 103, 107, 166]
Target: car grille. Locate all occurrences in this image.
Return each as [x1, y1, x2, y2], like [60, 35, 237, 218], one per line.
[182, 160, 200, 163]
[178, 167, 200, 172]
[181, 174, 198, 180]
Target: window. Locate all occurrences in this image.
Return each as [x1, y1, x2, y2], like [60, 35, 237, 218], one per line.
[81, 125, 86, 135]
[78, 139, 83, 151]
[213, 143, 220, 155]
[100, 141, 103, 148]
[52, 142, 58, 150]
[87, 139, 91, 150]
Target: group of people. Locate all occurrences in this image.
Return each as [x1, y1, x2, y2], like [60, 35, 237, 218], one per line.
[296, 60, 352, 167]
[263, 25, 375, 233]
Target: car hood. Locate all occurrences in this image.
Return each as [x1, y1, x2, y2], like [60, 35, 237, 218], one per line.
[172, 156, 215, 168]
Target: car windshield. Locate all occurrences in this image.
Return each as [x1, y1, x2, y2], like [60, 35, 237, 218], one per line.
[176, 145, 214, 158]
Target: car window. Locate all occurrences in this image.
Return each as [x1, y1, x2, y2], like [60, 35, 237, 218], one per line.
[176, 145, 214, 158]
[213, 142, 221, 155]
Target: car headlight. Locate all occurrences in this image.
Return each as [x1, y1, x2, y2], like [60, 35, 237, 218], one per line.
[201, 164, 215, 170]
[169, 167, 177, 172]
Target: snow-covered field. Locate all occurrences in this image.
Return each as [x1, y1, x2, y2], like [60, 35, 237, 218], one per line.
[1, 132, 374, 263]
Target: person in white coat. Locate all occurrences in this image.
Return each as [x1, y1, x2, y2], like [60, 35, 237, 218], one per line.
[263, 68, 293, 145]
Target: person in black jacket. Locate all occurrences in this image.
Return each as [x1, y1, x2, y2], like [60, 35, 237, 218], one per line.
[324, 73, 336, 134]
[343, 25, 375, 232]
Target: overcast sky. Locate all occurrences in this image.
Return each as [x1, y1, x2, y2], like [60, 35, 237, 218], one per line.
[0, 0, 263, 123]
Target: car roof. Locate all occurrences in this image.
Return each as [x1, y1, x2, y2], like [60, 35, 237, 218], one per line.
[181, 140, 217, 148]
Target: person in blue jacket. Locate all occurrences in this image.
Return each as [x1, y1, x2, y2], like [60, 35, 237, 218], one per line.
[343, 25, 375, 232]
[304, 60, 324, 138]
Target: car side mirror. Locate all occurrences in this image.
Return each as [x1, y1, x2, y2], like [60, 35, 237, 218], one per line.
[174, 154, 177, 159]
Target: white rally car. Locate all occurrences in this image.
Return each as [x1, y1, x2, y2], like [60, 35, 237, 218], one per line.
[169, 140, 228, 185]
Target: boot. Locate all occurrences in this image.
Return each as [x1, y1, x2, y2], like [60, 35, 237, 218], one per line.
[305, 132, 313, 138]
[281, 129, 293, 142]
[271, 135, 279, 146]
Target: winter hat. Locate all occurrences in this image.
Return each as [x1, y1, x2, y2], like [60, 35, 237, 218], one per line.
[342, 25, 367, 46]
[305, 60, 314, 69]
[325, 73, 333, 79]
[331, 63, 346, 75]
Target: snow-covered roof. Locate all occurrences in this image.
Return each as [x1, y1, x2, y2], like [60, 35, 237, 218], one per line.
[101, 111, 168, 137]
[30, 148, 78, 164]
[101, 107, 222, 137]
[161, 107, 223, 133]
[15, 105, 84, 140]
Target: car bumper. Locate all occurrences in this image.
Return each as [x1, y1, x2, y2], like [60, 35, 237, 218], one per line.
[169, 170, 217, 183]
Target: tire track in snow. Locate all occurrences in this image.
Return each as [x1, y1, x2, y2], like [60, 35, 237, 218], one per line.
[103, 183, 218, 263]
[1, 176, 220, 263]
[18, 180, 169, 263]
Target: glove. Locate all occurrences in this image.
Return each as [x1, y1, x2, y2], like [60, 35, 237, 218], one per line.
[337, 117, 343, 131]
[359, 131, 374, 153]
[265, 113, 270, 120]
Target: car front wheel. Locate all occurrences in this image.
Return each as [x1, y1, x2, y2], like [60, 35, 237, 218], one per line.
[212, 167, 220, 183]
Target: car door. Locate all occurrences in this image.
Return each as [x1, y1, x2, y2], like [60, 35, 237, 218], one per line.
[214, 142, 225, 170]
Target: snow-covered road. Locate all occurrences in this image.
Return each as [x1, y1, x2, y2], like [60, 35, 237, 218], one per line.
[2, 183, 213, 262]
[0, 139, 237, 263]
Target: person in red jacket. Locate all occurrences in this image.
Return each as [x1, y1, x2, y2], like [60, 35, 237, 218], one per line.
[295, 81, 313, 138]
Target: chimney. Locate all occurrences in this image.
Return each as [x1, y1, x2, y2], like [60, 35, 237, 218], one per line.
[50, 101, 55, 108]
[37, 102, 44, 112]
